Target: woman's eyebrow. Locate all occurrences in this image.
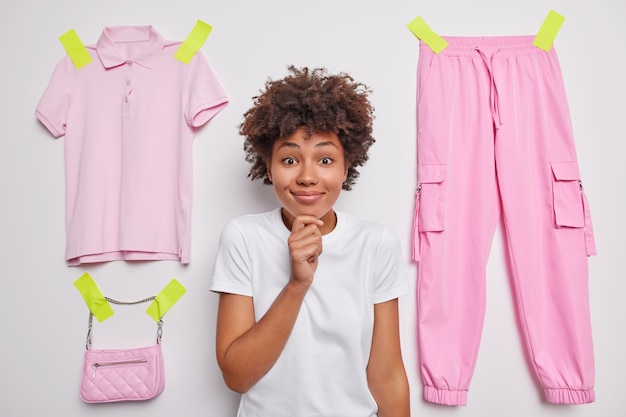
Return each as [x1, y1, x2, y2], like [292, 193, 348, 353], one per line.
[314, 141, 340, 149]
[277, 141, 299, 149]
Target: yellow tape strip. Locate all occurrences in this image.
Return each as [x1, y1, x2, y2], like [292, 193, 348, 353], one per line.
[533, 10, 565, 51]
[58, 29, 93, 69]
[73, 273, 114, 323]
[174, 19, 213, 64]
[146, 279, 187, 322]
[407, 16, 448, 54]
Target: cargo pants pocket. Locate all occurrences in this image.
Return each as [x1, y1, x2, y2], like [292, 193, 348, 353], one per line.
[550, 161, 597, 255]
[412, 164, 447, 261]
[417, 164, 447, 231]
[551, 161, 585, 228]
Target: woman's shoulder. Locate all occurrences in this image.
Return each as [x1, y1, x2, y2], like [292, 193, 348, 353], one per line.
[225, 208, 282, 228]
[337, 211, 389, 230]
[220, 208, 286, 241]
[335, 211, 398, 242]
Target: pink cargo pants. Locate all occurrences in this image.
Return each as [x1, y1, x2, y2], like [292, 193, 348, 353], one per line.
[412, 35, 596, 406]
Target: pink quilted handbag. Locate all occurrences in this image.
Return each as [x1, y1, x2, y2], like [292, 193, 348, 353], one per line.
[79, 296, 165, 403]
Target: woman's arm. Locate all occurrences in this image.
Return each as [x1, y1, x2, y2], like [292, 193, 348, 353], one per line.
[215, 215, 323, 393]
[215, 283, 308, 393]
[367, 298, 410, 417]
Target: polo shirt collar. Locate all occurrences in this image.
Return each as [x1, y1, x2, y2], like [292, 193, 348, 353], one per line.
[96, 26, 166, 69]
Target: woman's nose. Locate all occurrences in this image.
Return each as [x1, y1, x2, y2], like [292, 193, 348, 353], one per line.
[296, 162, 318, 185]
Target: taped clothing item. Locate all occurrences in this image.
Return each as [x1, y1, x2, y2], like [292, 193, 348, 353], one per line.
[413, 35, 596, 406]
[36, 26, 229, 265]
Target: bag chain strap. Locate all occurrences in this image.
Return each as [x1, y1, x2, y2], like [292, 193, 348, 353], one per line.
[86, 296, 164, 350]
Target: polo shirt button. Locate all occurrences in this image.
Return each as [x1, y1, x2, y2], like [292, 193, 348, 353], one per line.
[126, 60, 132, 66]
[125, 80, 131, 85]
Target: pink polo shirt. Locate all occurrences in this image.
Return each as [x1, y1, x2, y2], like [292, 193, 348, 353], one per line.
[36, 26, 229, 265]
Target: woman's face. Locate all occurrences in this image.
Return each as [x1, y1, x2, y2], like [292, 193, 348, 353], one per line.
[267, 127, 348, 233]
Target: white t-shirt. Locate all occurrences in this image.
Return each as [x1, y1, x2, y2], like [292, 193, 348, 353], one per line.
[210, 208, 410, 417]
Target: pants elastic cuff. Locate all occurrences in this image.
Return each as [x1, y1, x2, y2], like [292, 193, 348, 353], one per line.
[423, 385, 468, 406]
[544, 388, 595, 404]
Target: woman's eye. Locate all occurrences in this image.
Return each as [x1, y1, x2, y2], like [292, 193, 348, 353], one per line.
[320, 157, 332, 165]
[283, 157, 296, 165]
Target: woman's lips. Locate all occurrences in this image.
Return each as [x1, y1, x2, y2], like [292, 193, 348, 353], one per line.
[292, 191, 324, 204]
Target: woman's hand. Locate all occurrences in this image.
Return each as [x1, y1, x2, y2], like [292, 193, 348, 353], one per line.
[287, 215, 323, 288]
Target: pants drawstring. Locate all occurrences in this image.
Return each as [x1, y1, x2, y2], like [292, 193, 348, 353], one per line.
[475, 47, 503, 129]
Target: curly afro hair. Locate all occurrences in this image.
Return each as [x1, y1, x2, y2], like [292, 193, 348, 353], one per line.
[239, 66, 375, 191]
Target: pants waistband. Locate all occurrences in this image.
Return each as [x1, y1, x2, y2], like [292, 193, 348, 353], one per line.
[420, 35, 549, 57]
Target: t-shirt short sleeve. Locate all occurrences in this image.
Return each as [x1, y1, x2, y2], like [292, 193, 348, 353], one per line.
[35, 56, 75, 137]
[372, 227, 410, 304]
[210, 219, 254, 297]
[185, 51, 229, 128]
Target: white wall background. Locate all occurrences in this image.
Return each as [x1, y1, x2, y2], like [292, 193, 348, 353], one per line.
[1, 0, 624, 416]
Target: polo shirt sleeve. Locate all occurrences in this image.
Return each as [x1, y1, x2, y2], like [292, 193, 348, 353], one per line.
[185, 51, 229, 128]
[35, 56, 75, 138]
[210, 218, 253, 297]
[372, 226, 411, 304]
